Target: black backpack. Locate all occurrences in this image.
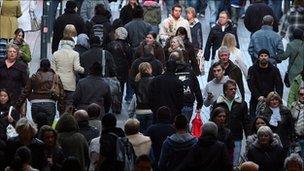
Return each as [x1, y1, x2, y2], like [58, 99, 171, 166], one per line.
[108, 133, 135, 171]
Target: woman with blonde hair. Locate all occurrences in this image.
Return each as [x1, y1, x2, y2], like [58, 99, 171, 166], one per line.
[58, 24, 78, 49]
[130, 62, 154, 132]
[258, 91, 293, 154]
[215, 33, 248, 77]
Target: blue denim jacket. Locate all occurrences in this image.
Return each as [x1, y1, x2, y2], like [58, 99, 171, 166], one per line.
[248, 25, 284, 64]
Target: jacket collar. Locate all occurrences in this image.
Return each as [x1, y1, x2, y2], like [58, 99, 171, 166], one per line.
[216, 94, 242, 104]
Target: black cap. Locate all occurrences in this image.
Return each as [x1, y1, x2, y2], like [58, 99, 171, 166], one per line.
[258, 49, 270, 57]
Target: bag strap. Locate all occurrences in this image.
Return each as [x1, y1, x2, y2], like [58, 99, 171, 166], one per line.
[287, 42, 303, 73]
[101, 50, 106, 77]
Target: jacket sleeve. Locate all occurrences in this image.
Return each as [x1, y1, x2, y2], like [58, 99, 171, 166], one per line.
[277, 42, 292, 61]
[106, 52, 117, 77]
[80, 2, 89, 22]
[207, 65, 214, 82]
[16, 1, 22, 18]
[233, 67, 245, 100]
[204, 30, 214, 61]
[287, 79, 300, 108]
[104, 85, 112, 113]
[241, 102, 251, 137]
[57, 76, 66, 115]
[248, 37, 254, 57]
[16, 78, 32, 109]
[158, 139, 170, 171]
[20, 43, 31, 63]
[274, 68, 284, 97]
[176, 80, 184, 114]
[73, 54, 85, 73]
[247, 67, 261, 99]
[192, 72, 203, 110]
[233, 27, 240, 49]
[276, 37, 284, 57]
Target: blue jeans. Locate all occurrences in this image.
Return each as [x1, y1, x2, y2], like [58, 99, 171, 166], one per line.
[136, 113, 153, 133]
[233, 140, 242, 167]
[125, 80, 134, 102]
[181, 106, 194, 122]
[208, 1, 223, 26]
[31, 102, 56, 126]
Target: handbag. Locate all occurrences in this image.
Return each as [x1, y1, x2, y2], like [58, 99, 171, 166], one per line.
[101, 50, 122, 114]
[191, 112, 203, 138]
[50, 74, 61, 100]
[29, 10, 40, 31]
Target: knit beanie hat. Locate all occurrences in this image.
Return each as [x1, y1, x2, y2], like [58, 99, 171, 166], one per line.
[115, 27, 128, 40]
[258, 49, 270, 57]
[201, 122, 218, 138]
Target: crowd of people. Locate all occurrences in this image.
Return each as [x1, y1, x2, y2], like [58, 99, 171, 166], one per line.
[0, 0, 304, 170]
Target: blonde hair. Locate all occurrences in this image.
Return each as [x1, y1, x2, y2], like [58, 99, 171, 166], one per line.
[135, 62, 152, 82]
[221, 33, 237, 53]
[15, 118, 37, 137]
[186, 7, 196, 18]
[265, 91, 282, 106]
[63, 24, 77, 39]
[169, 36, 185, 51]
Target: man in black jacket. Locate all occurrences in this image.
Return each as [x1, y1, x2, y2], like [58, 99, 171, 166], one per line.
[73, 62, 112, 114]
[213, 79, 251, 167]
[204, 11, 239, 61]
[52, 1, 85, 53]
[79, 36, 116, 78]
[148, 60, 183, 122]
[247, 49, 283, 118]
[169, 51, 203, 121]
[244, 0, 279, 34]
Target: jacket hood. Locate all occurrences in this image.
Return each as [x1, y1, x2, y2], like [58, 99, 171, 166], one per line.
[215, 20, 234, 29]
[252, 135, 282, 149]
[143, 1, 160, 8]
[59, 40, 75, 49]
[56, 114, 79, 133]
[197, 136, 217, 147]
[76, 34, 90, 49]
[167, 133, 197, 150]
[91, 15, 111, 24]
[216, 93, 242, 104]
[127, 133, 151, 146]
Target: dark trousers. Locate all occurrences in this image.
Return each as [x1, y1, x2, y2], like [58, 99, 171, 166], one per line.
[31, 102, 56, 127]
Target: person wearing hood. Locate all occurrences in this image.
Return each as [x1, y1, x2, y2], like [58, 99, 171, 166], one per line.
[81, 0, 111, 23]
[55, 113, 89, 171]
[85, 3, 112, 48]
[203, 62, 242, 108]
[158, 114, 197, 171]
[130, 44, 162, 86]
[248, 15, 284, 65]
[246, 126, 285, 171]
[177, 122, 232, 171]
[74, 33, 90, 56]
[106, 27, 133, 95]
[247, 49, 283, 119]
[145, 106, 175, 171]
[204, 11, 239, 61]
[213, 79, 251, 167]
[51, 36, 84, 106]
[52, 0, 85, 53]
[125, 118, 152, 157]
[169, 51, 203, 122]
[142, 0, 161, 33]
[74, 110, 99, 143]
[208, 46, 245, 99]
[280, 0, 304, 40]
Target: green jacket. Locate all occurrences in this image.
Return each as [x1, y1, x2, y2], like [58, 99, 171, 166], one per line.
[288, 74, 304, 108]
[19, 42, 31, 63]
[278, 39, 304, 83]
